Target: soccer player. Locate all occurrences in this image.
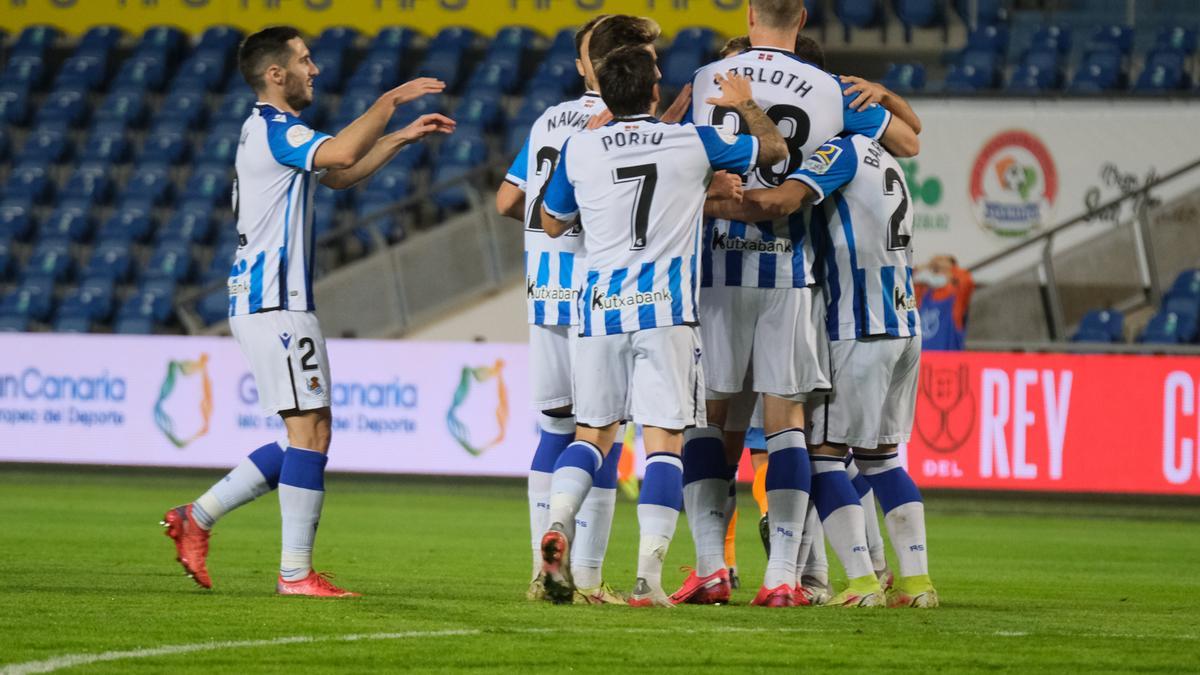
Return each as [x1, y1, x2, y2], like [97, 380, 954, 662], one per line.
[536, 46, 787, 607]
[707, 131, 936, 608]
[495, 14, 659, 606]
[161, 26, 454, 597]
[674, 0, 919, 608]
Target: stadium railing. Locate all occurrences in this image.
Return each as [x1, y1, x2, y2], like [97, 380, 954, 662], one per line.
[967, 153, 1200, 348]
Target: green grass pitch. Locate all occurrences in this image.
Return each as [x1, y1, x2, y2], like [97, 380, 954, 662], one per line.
[0, 466, 1198, 673]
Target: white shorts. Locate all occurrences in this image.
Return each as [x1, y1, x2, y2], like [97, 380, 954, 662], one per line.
[230, 311, 332, 415]
[573, 325, 706, 430]
[809, 336, 921, 449]
[700, 285, 831, 399]
[529, 324, 575, 411]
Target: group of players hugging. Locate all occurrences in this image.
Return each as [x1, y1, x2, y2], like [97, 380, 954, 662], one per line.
[497, 0, 937, 608]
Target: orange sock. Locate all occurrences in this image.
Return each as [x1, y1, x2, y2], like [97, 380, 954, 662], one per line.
[752, 461, 769, 515]
[724, 508, 739, 569]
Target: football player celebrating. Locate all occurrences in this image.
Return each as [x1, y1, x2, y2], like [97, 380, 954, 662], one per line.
[536, 46, 786, 607]
[162, 27, 453, 596]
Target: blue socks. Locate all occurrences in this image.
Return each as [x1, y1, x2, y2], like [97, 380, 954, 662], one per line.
[572, 441, 622, 589]
[528, 413, 575, 577]
[547, 440, 603, 542]
[856, 452, 929, 578]
[278, 446, 328, 582]
[682, 426, 730, 576]
[637, 452, 684, 592]
[763, 428, 810, 588]
[811, 455, 874, 581]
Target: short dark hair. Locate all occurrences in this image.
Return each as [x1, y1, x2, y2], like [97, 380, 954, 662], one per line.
[238, 26, 303, 92]
[721, 35, 751, 58]
[597, 45, 658, 117]
[794, 34, 825, 69]
[574, 14, 611, 58]
[588, 15, 660, 66]
[750, 0, 806, 29]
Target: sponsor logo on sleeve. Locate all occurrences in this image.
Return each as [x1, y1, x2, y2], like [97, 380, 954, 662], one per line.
[802, 144, 842, 175]
[286, 124, 315, 148]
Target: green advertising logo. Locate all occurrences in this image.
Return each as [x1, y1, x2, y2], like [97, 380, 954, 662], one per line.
[899, 159, 948, 231]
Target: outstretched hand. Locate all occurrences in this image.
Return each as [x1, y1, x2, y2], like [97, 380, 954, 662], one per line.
[704, 72, 754, 109]
[387, 77, 447, 107]
[840, 75, 887, 111]
[397, 113, 457, 143]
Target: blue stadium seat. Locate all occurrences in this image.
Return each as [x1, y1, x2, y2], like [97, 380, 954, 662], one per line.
[0, 85, 30, 125]
[360, 166, 413, 203]
[1008, 64, 1054, 93]
[467, 60, 519, 96]
[63, 165, 112, 205]
[429, 27, 478, 54]
[944, 64, 986, 92]
[12, 25, 60, 58]
[965, 24, 1009, 54]
[197, 288, 232, 326]
[430, 136, 488, 212]
[882, 62, 927, 92]
[17, 126, 71, 165]
[197, 25, 243, 56]
[315, 26, 360, 55]
[160, 201, 214, 244]
[56, 276, 115, 323]
[139, 127, 190, 166]
[1134, 63, 1187, 92]
[526, 59, 576, 98]
[955, 0, 1004, 25]
[96, 204, 154, 245]
[1090, 24, 1134, 57]
[135, 26, 187, 66]
[78, 25, 124, 56]
[79, 124, 130, 164]
[1155, 25, 1198, 55]
[355, 195, 407, 244]
[0, 127, 7, 162]
[143, 240, 194, 282]
[368, 27, 416, 59]
[83, 239, 134, 280]
[0, 276, 55, 323]
[488, 25, 533, 64]
[1070, 49, 1124, 91]
[0, 200, 34, 241]
[120, 166, 172, 206]
[1030, 24, 1072, 55]
[181, 165, 233, 206]
[416, 52, 463, 93]
[838, 0, 882, 29]
[53, 54, 108, 91]
[346, 55, 401, 93]
[172, 51, 229, 93]
[1140, 309, 1199, 344]
[0, 236, 11, 280]
[311, 50, 345, 94]
[54, 316, 92, 333]
[661, 46, 707, 90]
[111, 55, 168, 92]
[453, 95, 503, 133]
[115, 278, 176, 329]
[199, 128, 241, 166]
[94, 88, 148, 128]
[393, 94, 446, 129]
[23, 238, 73, 282]
[1164, 269, 1200, 315]
[1, 54, 46, 90]
[35, 88, 88, 128]
[894, 0, 945, 35]
[39, 200, 93, 243]
[203, 242, 237, 284]
[1071, 308, 1124, 342]
[5, 165, 53, 204]
[154, 91, 208, 130]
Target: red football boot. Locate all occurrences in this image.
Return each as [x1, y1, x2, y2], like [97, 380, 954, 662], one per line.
[750, 584, 797, 607]
[539, 528, 574, 604]
[276, 571, 361, 597]
[791, 584, 815, 607]
[161, 504, 212, 589]
[669, 567, 731, 605]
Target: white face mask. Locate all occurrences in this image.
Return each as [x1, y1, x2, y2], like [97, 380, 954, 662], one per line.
[916, 271, 948, 289]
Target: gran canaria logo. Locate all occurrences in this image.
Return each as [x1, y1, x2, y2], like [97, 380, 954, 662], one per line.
[446, 359, 510, 457]
[969, 130, 1059, 238]
[154, 354, 214, 449]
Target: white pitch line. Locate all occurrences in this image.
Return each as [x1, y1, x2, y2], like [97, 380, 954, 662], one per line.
[2, 625, 1195, 674]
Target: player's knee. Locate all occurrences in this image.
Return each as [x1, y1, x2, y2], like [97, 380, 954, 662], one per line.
[855, 443, 896, 459]
[705, 399, 729, 428]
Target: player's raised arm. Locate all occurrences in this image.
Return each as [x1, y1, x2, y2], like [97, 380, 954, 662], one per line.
[313, 77, 445, 170]
[495, 135, 530, 220]
[840, 76, 923, 135]
[705, 136, 859, 221]
[321, 113, 455, 189]
[839, 79, 919, 158]
[704, 72, 787, 167]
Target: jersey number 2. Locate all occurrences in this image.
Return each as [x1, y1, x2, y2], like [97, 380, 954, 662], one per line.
[613, 164, 658, 250]
[883, 167, 912, 251]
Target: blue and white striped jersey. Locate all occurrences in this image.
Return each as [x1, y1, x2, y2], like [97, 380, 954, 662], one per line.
[505, 92, 607, 326]
[795, 134, 920, 341]
[227, 103, 330, 316]
[687, 47, 892, 289]
[542, 116, 759, 337]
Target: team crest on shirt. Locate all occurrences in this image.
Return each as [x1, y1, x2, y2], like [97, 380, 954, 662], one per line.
[286, 124, 315, 148]
[802, 144, 842, 175]
[306, 376, 325, 396]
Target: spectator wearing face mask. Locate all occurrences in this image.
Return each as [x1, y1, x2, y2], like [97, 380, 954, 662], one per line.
[914, 255, 975, 351]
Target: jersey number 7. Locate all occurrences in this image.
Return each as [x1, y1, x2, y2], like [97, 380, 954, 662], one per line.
[613, 163, 658, 250]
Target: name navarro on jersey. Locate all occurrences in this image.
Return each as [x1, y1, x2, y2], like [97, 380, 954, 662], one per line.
[601, 130, 665, 152]
[717, 65, 816, 97]
[527, 278, 577, 302]
[591, 287, 673, 310]
[546, 109, 595, 133]
[711, 230, 794, 254]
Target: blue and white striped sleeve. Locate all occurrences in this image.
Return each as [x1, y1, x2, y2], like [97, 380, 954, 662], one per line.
[541, 139, 577, 220]
[786, 136, 859, 204]
[841, 85, 893, 141]
[505, 135, 530, 190]
[695, 125, 759, 176]
[264, 114, 331, 171]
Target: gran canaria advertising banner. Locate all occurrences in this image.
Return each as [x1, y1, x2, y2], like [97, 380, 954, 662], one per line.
[4, 334, 1200, 495]
[1, 0, 749, 37]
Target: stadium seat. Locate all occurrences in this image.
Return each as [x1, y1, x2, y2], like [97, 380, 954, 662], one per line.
[1090, 24, 1134, 57]
[526, 59, 576, 99]
[360, 166, 413, 203]
[199, 127, 242, 166]
[4, 165, 53, 204]
[315, 26, 360, 55]
[893, 0, 945, 38]
[181, 165, 233, 206]
[34, 88, 88, 128]
[0, 314, 30, 332]
[1163, 269, 1200, 315]
[12, 25, 60, 59]
[0, 85, 30, 125]
[135, 25, 187, 66]
[53, 316, 92, 333]
[0, 200, 34, 241]
[143, 240, 194, 282]
[160, 201, 214, 244]
[393, 94, 446, 129]
[38, 201, 93, 243]
[1155, 25, 1198, 55]
[16, 126, 71, 165]
[346, 55, 401, 93]
[453, 94, 503, 133]
[955, 0, 1005, 25]
[1008, 65, 1054, 93]
[196, 288, 232, 325]
[0, 236, 11, 280]
[119, 165, 173, 207]
[959, 50, 1001, 85]
[467, 60, 519, 97]
[24, 237, 74, 281]
[93, 88, 148, 128]
[0, 127, 7, 163]
[1140, 309, 1199, 344]
[838, 0, 882, 29]
[661, 45, 708, 90]
[1134, 63, 1187, 92]
[1030, 24, 1072, 55]
[53, 54, 108, 91]
[882, 62, 927, 92]
[115, 278, 176, 329]
[1071, 308, 1124, 342]
[0, 276, 55, 323]
[154, 91, 208, 130]
[111, 55, 168, 92]
[172, 51, 229, 93]
[78, 25, 124, 56]
[368, 26, 416, 59]
[63, 165, 112, 205]
[416, 52, 463, 93]
[84, 239, 134, 281]
[203, 242, 237, 284]
[1, 54, 46, 90]
[355, 195, 407, 244]
[965, 24, 1009, 54]
[1069, 51, 1124, 92]
[56, 276, 115, 323]
[311, 50, 345, 93]
[430, 26, 478, 54]
[97, 204, 155, 244]
[197, 25, 244, 56]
